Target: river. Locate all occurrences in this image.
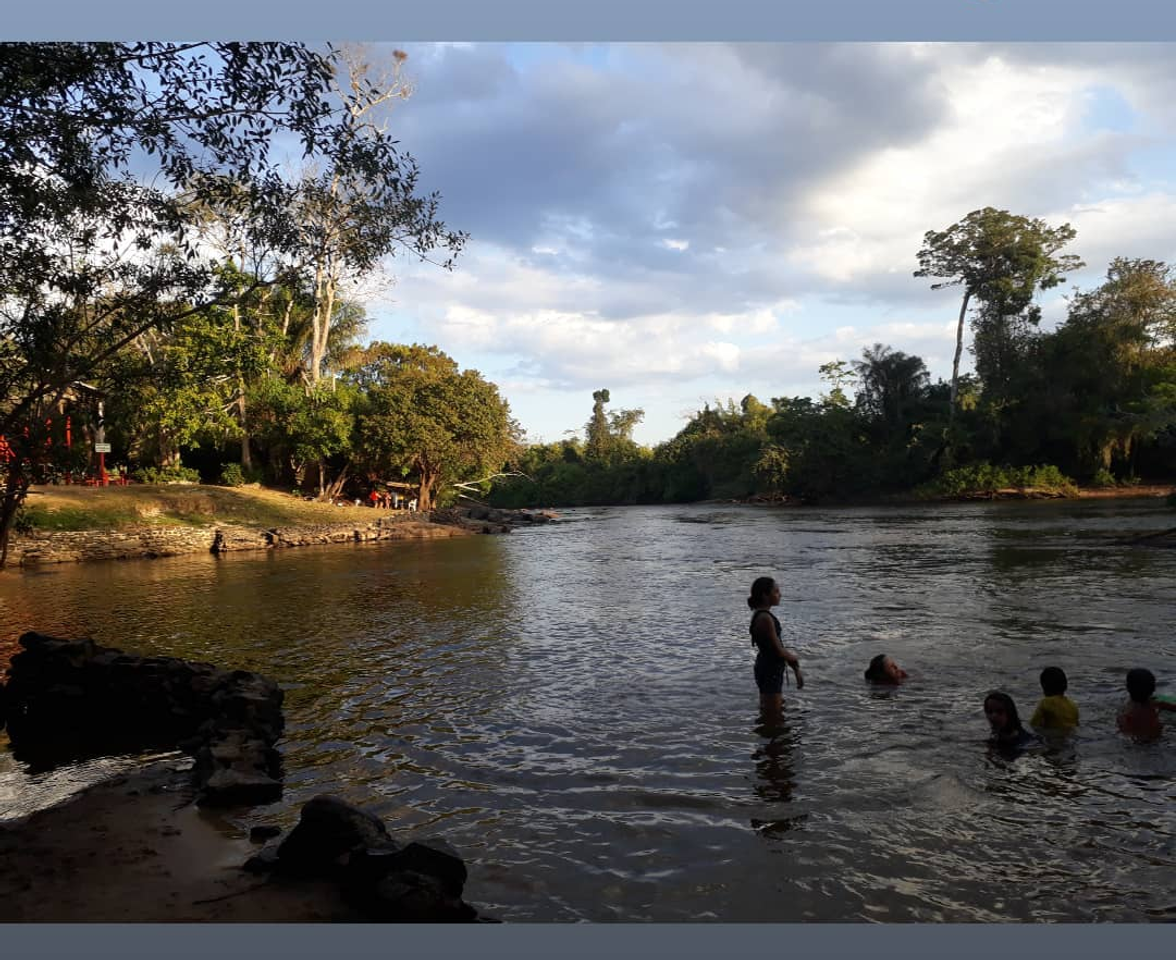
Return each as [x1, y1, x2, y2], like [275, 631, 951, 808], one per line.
[2, 499, 1175, 921]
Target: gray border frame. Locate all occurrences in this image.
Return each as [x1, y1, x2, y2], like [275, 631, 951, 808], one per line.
[3, 0, 1174, 955]
[4, 1, 1176, 41]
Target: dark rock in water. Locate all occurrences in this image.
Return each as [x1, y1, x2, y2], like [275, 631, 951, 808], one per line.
[242, 840, 283, 874]
[201, 768, 283, 808]
[3, 631, 285, 808]
[249, 824, 283, 844]
[368, 870, 478, 922]
[386, 838, 469, 898]
[275, 795, 391, 876]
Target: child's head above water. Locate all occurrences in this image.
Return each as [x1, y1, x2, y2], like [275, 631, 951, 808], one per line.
[1040, 666, 1068, 697]
[864, 654, 906, 683]
[1125, 668, 1156, 704]
[983, 690, 1025, 738]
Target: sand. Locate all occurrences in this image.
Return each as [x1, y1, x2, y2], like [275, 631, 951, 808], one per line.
[0, 759, 360, 922]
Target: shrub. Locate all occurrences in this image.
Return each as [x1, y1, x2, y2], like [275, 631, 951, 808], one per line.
[219, 463, 245, 487]
[918, 461, 1078, 498]
[133, 464, 201, 484]
[1090, 468, 1117, 488]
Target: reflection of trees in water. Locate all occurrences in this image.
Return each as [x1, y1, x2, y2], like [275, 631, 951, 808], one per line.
[750, 713, 807, 838]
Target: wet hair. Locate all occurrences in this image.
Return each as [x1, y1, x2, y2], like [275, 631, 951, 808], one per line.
[864, 654, 890, 682]
[747, 577, 776, 610]
[1040, 666, 1068, 697]
[1125, 668, 1156, 704]
[983, 690, 1025, 737]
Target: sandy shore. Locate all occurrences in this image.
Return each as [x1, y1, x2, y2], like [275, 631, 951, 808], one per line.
[0, 759, 359, 922]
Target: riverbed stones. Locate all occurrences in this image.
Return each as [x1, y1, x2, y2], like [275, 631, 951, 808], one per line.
[2, 632, 284, 807]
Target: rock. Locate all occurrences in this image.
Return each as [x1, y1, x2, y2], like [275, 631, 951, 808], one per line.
[249, 824, 283, 843]
[3, 632, 285, 809]
[369, 870, 478, 922]
[201, 769, 283, 807]
[274, 795, 390, 876]
[386, 838, 468, 898]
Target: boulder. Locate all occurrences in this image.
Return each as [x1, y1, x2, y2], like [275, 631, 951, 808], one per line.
[274, 795, 391, 875]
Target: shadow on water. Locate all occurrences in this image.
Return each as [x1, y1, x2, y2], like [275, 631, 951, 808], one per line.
[749, 710, 807, 838]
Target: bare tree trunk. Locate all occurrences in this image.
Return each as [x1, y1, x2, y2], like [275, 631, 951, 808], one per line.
[0, 471, 29, 570]
[324, 464, 350, 501]
[949, 288, 972, 423]
[238, 390, 253, 472]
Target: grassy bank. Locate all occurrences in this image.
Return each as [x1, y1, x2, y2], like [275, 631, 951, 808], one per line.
[17, 484, 381, 532]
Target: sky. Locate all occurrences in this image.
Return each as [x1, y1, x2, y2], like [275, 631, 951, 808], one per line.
[329, 42, 1176, 447]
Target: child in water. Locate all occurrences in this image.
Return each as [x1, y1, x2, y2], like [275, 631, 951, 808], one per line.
[1029, 666, 1079, 733]
[864, 654, 908, 684]
[984, 691, 1035, 749]
[1117, 668, 1176, 741]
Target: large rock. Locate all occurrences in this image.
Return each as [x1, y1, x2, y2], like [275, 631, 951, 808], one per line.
[3, 632, 285, 807]
[274, 795, 392, 876]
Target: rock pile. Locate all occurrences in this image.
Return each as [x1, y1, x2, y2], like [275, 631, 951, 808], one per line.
[245, 794, 493, 922]
[429, 504, 558, 534]
[0, 632, 284, 806]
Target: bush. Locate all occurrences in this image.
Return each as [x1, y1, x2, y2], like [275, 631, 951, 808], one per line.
[219, 463, 245, 487]
[1090, 468, 1117, 488]
[133, 464, 201, 484]
[918, 461, 1078, 498]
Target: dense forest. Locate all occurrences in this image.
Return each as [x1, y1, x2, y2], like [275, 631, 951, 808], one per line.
[490, 242, 1176, 508]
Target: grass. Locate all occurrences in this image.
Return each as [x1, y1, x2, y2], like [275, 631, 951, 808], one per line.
[17, 484, 382, 533]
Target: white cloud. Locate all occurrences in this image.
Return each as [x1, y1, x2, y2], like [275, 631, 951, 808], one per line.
[361, 42, 1176, 444]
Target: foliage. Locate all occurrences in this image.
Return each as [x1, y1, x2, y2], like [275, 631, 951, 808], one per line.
[350, 343, 515, 510]
[132, 464, 201, 484]
[219, 463, 246, 487]
[918, 462, 1078, 498]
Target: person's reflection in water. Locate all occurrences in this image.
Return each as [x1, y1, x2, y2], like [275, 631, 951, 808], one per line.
[749, 712, 805, 838]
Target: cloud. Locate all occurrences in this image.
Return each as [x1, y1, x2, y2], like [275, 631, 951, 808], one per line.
[353, 41, 1176, 444]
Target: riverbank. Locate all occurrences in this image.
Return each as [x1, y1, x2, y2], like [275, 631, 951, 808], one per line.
[0, 758, 360, 921]
[6, 484, 477, 567]
[717, 483, 1176, 507]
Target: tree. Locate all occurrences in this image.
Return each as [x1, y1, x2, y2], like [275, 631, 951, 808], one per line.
[914, 207, 1084, 417]
[288, 47, 466, 387]
[583, 389, 644, 463]
[0, 43, 465, 566]
[852, 343, 931, 439]
[351, 343, 514, 510]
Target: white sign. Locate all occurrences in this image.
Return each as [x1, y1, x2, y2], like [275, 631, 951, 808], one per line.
[93, 443, 112, 453]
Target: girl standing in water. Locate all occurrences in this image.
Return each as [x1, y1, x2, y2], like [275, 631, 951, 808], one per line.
[748, 576, 804, 714]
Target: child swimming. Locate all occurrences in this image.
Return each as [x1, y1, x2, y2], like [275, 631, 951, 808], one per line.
[1117, 668, 1176, 741]
[1029, 666, 1079, 732]
[864, 654, 909, 684]
[984, 691, 1036, 750]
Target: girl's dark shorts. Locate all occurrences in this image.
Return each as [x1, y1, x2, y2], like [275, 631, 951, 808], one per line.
[754, 656, 785, 695]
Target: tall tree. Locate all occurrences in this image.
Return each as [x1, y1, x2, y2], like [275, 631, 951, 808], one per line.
[351, 343, 515, 510]
[914, 207, 1083, 417]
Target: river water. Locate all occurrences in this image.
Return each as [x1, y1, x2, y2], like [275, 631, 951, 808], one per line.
[2, 499, 1175, 921]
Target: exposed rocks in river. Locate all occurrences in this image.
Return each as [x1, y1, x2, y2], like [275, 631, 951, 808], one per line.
[429, 504, 559, 534]
[1, 632, 284, 806]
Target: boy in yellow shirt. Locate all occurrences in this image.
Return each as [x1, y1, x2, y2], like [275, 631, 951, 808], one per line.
[1030, 666, 1079, 732]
